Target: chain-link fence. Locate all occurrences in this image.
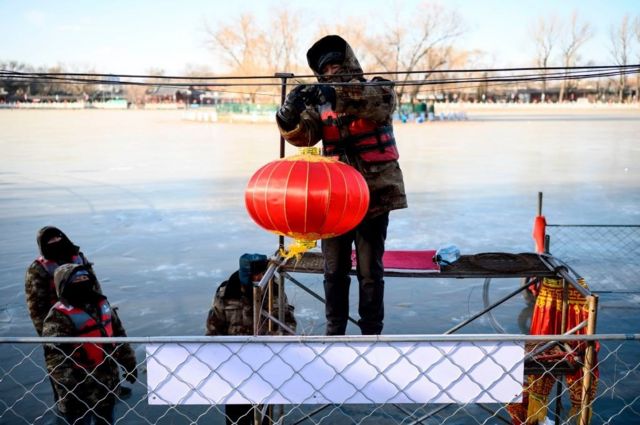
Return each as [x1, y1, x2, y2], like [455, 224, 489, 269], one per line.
[1, 334, 638, 424]
[545, 225, 640, 291]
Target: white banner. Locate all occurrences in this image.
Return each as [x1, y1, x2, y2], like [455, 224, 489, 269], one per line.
[146, 340, 524, 405]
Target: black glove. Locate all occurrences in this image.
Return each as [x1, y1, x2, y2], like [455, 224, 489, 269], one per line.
[276, 85, 308, 131]
[124, 367, 138, 384]
[302, 84, 336, 109]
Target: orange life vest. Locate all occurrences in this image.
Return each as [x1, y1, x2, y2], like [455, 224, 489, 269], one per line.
[53, 299, 113, 369]
[37, 255, 85, 305]
[319, 104, 399, 163]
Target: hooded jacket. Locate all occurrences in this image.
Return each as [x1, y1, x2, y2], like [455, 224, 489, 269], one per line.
[206, 271, 297, 336]
[42, 263, 136, 415]
[24, 226, 100, 336]
[277, 35, 407, 218]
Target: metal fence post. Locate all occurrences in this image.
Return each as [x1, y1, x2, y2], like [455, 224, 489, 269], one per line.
[277, 272, 285, 335]
[544, 234, 550, 254]
[253, 284, 262, 336]
[268, 277, 274, 334]
[553, 278, 570, 424]
[537, 191, 543, 217]
[273, 74, 293, 425]
[579, 294, 598, 425]
[274, 72, 294, 252]
[253, 283, 264, 425]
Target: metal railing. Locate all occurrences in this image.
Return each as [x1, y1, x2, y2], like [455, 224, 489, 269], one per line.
[1, 334, 639, 424]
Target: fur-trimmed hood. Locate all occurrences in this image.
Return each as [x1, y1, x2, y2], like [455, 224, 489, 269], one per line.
[307, 35, 363, 81]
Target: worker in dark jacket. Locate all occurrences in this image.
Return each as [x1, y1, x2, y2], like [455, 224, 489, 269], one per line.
[43, 263, 137, 425]
[206, 253, 296, 425]
[25, 226, 111, 404]
[25, 226, 99, 336]
[276, 35, 407, 335]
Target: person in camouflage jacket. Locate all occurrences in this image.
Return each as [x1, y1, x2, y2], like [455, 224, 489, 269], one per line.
[276, 35, 407, 336]
[206, 253, 296, 425]
[206, 253, 296, 336]
[25, 226, 100, 337]
[43, 263, 137, 424]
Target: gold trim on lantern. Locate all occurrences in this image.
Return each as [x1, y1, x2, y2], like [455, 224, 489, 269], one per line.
[298, 147, 320, 156]
[281, 148, 336, 163]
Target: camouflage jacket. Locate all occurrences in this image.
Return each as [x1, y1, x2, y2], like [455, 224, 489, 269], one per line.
[42, 298, 136, 414]
[206, 271, 297, 336]
[277, 36, 407, 218]
[24, 252, 101, 336]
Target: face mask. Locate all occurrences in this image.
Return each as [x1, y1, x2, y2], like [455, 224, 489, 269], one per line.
[46, 239, 77, 264]
[63, 276, 100, 306]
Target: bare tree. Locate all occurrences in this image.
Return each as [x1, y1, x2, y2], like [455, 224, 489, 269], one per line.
[407, 45, 458, 104]
[0, 61, 101, 101]
[459, 49, 494, 102]
[0, 61, 36, 99]
[204, 13, 267, 102]
[137, 68, 168, 104]
[202, 2, 464, 104]
[265, 9, 302, 75]
[205, 8, 307, 102]
[360, 2, 464, 105]
[143, 67, 167, 90]
[609, 14, 632, 102]
[125, 83, 147, 105]
[39, 64, 93, 98]
[558, 11, 593, 102]
[530, 15, 560, 99]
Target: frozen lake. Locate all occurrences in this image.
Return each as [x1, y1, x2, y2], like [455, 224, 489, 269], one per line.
[0, 109, 638, 423]
[0, 109, 638, 336]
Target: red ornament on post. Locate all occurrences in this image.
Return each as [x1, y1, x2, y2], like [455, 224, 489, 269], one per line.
[245, 148, 369, 254]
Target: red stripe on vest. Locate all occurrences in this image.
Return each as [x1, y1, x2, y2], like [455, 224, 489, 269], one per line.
[53, 299, 113, 369]
[320, 106, 399, 163]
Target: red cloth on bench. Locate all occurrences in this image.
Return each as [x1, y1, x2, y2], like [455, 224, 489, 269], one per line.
[351, 250, 440, 272]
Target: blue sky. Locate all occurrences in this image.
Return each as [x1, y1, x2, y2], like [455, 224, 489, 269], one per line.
[0, 0, 637, 74]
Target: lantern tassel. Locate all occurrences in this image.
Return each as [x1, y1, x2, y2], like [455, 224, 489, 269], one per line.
[280, 239, 317, 261]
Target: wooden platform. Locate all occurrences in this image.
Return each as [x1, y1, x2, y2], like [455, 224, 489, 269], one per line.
[282, 251, 556, 279]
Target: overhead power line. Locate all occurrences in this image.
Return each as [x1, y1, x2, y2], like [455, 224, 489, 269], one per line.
[1, 64, 638, 81]
[1, 65, 638, 94]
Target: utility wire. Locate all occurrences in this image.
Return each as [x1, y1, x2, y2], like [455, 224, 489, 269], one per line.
[1, 64, 638, 81]
[2, 67, 638, 89]
[2, 65, 637, 103]
[407, 70, 640, 97]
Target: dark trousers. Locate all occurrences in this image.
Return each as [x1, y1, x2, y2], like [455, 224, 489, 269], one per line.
[322, 212, 389, 335]
[225, 405, 268, 425]
[63, 402, 114, 424]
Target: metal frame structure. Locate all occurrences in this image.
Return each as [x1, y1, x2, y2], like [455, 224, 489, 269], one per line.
[250, 249, 598, 425]
[253, 77, 601, 424]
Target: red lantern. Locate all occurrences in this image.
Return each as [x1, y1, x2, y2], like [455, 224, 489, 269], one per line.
[245, 151, 370, 242]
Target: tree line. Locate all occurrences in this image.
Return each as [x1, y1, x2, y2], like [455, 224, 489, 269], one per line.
[2, 3, 639, 104]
